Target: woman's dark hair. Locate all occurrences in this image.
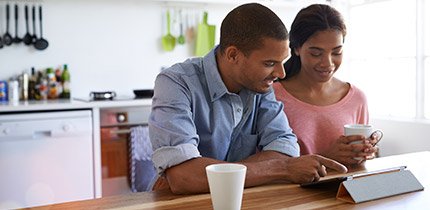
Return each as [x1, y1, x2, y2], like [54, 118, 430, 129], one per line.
[281, 4, 346, 80]
[219, 3, 288, 56]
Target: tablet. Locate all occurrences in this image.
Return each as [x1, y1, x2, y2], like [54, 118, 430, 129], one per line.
[300, 165, 407, 188]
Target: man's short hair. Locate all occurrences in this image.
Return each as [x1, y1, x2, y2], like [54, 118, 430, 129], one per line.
[219, 3, 289, 56]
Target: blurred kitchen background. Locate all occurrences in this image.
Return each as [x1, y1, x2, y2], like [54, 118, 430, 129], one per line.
[0, 0, 312, 98]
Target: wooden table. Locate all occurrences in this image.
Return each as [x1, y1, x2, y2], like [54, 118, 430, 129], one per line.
[32, 151, 429, 210]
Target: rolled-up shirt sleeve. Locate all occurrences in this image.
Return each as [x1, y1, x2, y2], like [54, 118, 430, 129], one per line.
[149, 72, 202, 175]
[152, 144, 201, 175]
[257, 89, 300, 157]
[263, 138, 300, 157]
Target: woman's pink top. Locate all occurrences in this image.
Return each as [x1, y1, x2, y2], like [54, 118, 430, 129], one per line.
[273, 82, 369, 155]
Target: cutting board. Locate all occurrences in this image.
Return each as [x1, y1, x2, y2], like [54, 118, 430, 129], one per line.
[195, 12, 215, 56]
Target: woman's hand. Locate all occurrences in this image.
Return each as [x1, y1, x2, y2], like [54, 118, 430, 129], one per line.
[366, 132, 381, 159]
[321, 135, 378, 165]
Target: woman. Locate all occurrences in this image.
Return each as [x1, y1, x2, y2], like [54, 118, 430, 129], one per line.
[274, 4, 378, 165]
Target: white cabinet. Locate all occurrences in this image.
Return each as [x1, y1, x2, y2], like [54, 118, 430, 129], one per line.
[0, 110, 94, 209]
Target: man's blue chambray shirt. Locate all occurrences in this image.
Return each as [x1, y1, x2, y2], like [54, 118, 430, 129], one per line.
[149, 47, 299, 175]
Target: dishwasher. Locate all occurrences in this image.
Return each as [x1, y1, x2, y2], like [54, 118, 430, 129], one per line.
[0, 110, 94, 209]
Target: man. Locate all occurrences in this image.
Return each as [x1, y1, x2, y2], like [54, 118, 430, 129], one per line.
[149, 3, 347, 194]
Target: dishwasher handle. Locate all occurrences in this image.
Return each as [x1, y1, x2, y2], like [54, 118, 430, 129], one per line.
[1, 129, 90, 141]
[33, 130, 53, 138]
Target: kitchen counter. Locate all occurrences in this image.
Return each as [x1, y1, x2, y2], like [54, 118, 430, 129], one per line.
[0, 98, 152, 113]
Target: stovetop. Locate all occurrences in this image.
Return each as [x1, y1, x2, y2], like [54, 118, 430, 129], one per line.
[73, 96, 137, 102]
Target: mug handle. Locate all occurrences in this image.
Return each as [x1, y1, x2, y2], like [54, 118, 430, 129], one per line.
[371, 129, 384, 146]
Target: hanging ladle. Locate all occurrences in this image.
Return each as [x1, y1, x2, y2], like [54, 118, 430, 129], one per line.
[12, 4, 22, 44]
[3, 4, 13, 46]
[34, 5, 48, 50]
[23, 5, 32, 45]
[31, 5, 37, 44]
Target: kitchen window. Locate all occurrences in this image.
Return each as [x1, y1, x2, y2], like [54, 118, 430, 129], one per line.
[340, 0, 430, 120]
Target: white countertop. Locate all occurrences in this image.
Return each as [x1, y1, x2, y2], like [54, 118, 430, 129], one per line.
[0, 98, 152, 112]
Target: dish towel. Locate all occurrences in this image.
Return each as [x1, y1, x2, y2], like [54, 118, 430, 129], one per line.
[129, 126, 157, 192]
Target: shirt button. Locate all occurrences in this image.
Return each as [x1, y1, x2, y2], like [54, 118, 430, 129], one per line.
[237, 108, 242, 112]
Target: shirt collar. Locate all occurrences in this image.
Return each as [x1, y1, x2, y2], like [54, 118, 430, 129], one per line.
[203, 46, 229, 102]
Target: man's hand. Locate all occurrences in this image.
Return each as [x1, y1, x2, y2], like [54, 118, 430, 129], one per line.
[283, 154, 348, 183]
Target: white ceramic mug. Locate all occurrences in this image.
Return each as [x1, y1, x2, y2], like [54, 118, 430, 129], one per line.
[206, 163, 247, 210]
[344, 124, 383, 145]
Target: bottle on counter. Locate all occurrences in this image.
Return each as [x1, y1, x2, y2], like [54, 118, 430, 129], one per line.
[55, 67, 63, 98]
[28, 67, 37, 100]
[36, 71, 48, 100]
[34, 71, 42, 100]
[61, 64, 71, 99]
[0, 80, 8, 102]
[8, 78, 19, 103]
[21, 71, 29, 101]
[46, 68, 58, 99]
[40, 78, 48, 100]
[18, 74, 23, 101]
[55, 68, 62, 84]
